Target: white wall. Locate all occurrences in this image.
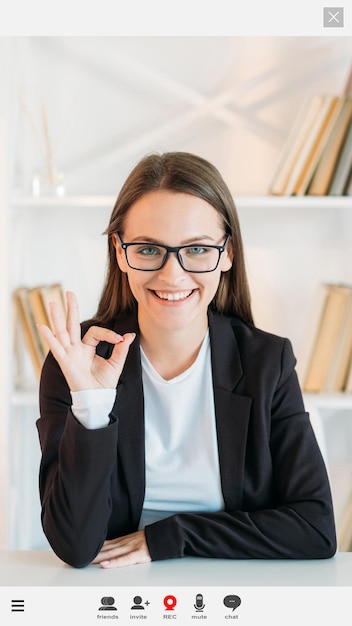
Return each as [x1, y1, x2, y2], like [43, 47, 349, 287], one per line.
[12, 37, 351, 197]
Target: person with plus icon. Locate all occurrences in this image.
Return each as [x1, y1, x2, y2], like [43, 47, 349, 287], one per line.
[131, 596, 145, 610]
[37, 152, 336, 568]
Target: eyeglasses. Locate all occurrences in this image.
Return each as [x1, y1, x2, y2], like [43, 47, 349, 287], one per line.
[116, 233, 230, 273]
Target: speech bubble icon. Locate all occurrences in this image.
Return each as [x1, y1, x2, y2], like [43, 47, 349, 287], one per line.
[223, 595, 241, 612]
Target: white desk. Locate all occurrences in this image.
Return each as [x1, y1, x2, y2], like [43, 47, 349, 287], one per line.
[0, 550, 351, 586]
[1, 551, 352, 625]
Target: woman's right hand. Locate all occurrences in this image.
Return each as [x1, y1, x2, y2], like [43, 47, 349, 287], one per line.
[37, 291, 136, 391]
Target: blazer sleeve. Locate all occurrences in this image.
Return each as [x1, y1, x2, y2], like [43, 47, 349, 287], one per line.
[144, 338, 337, 561]
[37, 350, 120, 568]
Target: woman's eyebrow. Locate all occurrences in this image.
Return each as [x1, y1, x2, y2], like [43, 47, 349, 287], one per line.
[129, 235, 216, 244]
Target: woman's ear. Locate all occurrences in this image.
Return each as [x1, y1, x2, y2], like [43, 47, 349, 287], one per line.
[112, 234, 128, 273]
[221, 236, 234, 273]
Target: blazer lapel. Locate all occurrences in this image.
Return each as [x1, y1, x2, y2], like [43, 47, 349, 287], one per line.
[208, 311, 252, 511]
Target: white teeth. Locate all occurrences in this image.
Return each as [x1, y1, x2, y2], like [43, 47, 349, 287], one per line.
[154, 290, 193, 301]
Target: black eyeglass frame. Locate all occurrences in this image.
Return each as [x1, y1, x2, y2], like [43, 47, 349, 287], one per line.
[116, 233, 231, 273]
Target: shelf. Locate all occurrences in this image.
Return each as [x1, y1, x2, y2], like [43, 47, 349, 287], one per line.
[304, 392, 352, 411]
[236, 196, 352, 210]
[11, 389, 39, 409]
[10, 195, 116, 209]
[10, 195, 352, 210]
[10, 387, 352, 411]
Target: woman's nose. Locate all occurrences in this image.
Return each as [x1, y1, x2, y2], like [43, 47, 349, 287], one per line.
[157, 252, 187, 283]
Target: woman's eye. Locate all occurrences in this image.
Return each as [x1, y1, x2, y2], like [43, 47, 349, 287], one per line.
[137, 246, 161, 256]
[187, 246, 209, 255]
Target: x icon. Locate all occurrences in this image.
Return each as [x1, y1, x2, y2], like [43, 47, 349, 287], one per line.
[323, 7, 344, 27]
[328, 10, 340, 22]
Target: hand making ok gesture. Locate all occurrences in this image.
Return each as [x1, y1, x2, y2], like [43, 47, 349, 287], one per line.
[37, 291, 136, 392]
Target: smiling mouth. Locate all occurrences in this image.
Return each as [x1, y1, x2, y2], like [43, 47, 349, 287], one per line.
[153, 290, 194, 301]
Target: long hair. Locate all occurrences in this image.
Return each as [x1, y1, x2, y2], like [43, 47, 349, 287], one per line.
[94, 152, 254, 325]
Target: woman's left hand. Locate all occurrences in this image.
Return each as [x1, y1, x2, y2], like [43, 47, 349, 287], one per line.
[92, 530, 152, 568]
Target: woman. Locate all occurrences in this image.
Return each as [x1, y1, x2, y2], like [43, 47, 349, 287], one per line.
[37, 152, 336, 569]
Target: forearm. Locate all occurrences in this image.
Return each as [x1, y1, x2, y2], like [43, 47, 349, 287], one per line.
[39, 411, 119, 568]
[145, 500, 336, 561]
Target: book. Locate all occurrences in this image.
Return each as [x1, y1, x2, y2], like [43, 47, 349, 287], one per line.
[268, 68, 352, 197]
[337, 485, 352, 551]
[303, 284, 352, 392]
[329, 462, 352, 551]
[268, 94, 325, 196]
[292, 95, 344, 196]
[346, 167, 352, 196]
[324, 286, 352, 392]
[13, 283, 66, 381]
[307, 97, 352, 196]
[26, 286, 51, 358]
[296, 283, 331, 385]
[345, 348, 352, 393]
[13, 287, 46, 381]
[328, 120, 352, 195]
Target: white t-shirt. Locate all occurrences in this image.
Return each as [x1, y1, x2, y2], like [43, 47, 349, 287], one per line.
[139, 332, 224, 528]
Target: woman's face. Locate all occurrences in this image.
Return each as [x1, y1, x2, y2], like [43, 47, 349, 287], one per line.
[114, 190, 232, 334]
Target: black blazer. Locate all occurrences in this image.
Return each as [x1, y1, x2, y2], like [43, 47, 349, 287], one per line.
[37, 310, 336, 568]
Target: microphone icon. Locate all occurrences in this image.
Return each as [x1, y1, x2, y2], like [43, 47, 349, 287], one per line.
[194, 593, 205, 612]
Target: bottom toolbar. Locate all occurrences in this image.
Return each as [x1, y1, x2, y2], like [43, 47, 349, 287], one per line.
[0, 585, 348, 625]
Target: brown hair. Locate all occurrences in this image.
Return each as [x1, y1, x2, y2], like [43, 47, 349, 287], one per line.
[94, 152, 253, 325]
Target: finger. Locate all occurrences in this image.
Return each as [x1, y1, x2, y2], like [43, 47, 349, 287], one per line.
[100, 538, 118, 548]
[92, 535, 137, 563]
[49, 301, 71, 348]
[82, 326, 126, 348]
[92, 539, 129, 562]
[65, 291, 81, 344]
[92, 531, 149, 565]
[37, 323, 67, 360]
[94, 538, 122, 555]
[99, 553, 146, 568]
[99, 544, 151, 568]
[108, 333, 136, 367]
